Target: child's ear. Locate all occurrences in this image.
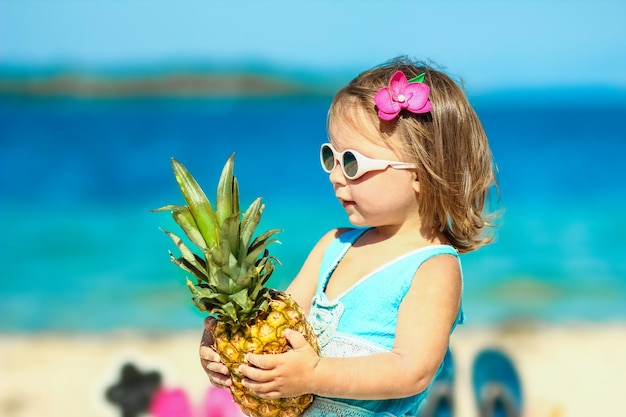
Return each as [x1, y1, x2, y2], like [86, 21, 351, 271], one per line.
[411, 172, 420, 193]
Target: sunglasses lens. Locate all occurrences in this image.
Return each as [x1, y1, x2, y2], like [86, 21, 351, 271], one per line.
[321, 145, 336, 172]
[343, 152, 359, 178]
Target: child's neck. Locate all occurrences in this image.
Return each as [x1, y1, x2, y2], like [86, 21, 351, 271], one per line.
[361, 224, 449, 248]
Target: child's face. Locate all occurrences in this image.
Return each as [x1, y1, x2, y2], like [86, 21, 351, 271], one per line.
[326, 109, 421, 229]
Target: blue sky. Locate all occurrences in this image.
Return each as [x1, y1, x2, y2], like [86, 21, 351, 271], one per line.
[1, 0, 625, 92]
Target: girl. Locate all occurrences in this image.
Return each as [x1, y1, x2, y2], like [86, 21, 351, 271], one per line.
[200, 56, 499, 416]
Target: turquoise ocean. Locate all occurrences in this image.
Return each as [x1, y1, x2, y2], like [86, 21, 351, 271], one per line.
[1, 94, 625, 332]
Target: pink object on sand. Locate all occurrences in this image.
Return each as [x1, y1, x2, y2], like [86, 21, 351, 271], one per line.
[150, 386, 243, 417]
[150, 388, 194, 417]
[202, 387, 244, 417]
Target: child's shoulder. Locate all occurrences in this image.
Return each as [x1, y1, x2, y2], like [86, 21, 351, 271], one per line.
[322, 227, 357, 240]
[310, 227, 358, 253]
[414, 246, 462, 283]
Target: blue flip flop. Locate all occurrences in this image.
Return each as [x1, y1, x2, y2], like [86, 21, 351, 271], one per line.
[472, 349, 522, 417]
[417, 349, 455, 417]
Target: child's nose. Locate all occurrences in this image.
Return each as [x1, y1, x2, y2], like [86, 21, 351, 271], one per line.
[328, 161, 346, 184]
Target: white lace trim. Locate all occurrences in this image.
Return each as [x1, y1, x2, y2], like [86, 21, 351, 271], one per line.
[308, 294, 344, 350]
[302, 397, 398, 417]
[321, 332, 388, 358]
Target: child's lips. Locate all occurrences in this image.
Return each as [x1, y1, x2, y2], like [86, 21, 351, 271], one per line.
[338, 197, 355, 208]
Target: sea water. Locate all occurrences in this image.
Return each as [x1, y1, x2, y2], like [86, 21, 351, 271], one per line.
[1, 96, 625, 332]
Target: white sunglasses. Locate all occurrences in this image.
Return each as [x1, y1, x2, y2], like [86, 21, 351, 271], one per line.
[320, 143, 417, 180]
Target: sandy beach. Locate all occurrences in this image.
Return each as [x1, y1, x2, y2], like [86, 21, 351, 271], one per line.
[1, 322, 624, 417]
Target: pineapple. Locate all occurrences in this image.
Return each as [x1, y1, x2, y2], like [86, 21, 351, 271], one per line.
[153, 154, 319, 417]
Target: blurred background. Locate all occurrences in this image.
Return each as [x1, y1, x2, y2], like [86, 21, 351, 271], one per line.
[1, 1, 625, 416]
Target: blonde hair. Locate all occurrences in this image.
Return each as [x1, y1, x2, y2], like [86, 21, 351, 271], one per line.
[328, 56, 500, 253]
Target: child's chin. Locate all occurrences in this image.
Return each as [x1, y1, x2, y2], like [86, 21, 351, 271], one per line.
[345, 214, 367, 227]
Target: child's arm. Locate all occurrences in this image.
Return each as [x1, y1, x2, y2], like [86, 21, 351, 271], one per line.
[238, 253, 462, 400]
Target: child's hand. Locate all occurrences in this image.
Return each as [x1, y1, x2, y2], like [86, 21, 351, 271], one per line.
[238, 329, 320, 399]
[199, 316, 232, 388]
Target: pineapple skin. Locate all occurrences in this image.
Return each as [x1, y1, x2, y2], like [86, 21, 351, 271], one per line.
[214, 290, 319, 417]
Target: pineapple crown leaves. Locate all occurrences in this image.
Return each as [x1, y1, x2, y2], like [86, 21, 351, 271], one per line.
[170, 157, 220, 248]
[152, 154, 283, 324]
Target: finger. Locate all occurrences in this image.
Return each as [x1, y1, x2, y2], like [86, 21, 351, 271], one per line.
[239, 363, 274, 383]
[205, 359, 230, 376]
[203, 315, 217, 332]
[241, 380, 281, 400]
[284, 329, 308, 350]
[242, 382, 281, 400]
[244, 352, 276, 370]
[201, 357, 232, 388]
[200, 316, 217, 348]
[199, 345, 221, 363]
[208, 372, 233, 388]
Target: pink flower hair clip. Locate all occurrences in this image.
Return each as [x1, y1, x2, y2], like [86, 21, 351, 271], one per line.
[373, 71, 432, 121]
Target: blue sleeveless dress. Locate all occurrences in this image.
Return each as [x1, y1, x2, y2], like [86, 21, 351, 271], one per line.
[303, 228, 465, 417]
